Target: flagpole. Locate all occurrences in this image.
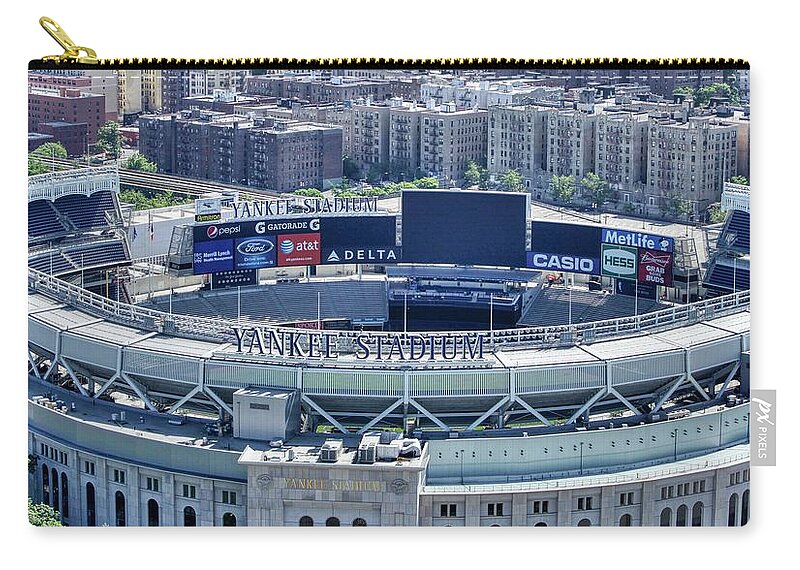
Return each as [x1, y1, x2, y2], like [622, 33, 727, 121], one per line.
[404, 290, 408, 334]
[238, 286, 241, 322]
[490, 292, 494, 344]
[568, 275, 572, 325]
[317, 291, 321, 330]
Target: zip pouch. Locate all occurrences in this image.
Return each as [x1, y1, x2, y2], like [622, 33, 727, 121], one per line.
[27, 17, 752, 529]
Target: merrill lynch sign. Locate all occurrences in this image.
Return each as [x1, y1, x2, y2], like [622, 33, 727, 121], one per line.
[233, 327, 487, 361]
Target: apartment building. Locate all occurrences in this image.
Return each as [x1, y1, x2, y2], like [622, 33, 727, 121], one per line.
[488, 104, 554, 180]
[646, 117, 738, 215]
[28, 86, 105, 146]
[546, 109, 597, 179]
[420, 104, 488, 185]
[594, 110, 650, 197]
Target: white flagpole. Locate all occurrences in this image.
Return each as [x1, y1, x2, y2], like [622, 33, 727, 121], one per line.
[404, 290, 408, 334]
[568, 275, 572, 325]
[169, 288, 173, 315]
[733, 256, 736, 293]
[238, 286, 241, 322]
[634, 280, 639, 317]
[317, 291, 321, 329]
[490, 292, 494, 343]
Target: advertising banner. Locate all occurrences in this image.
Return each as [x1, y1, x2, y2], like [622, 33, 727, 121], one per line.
[601, 227, 674, 253]
[234, 236, 277, 269]
[526, 251, 599, 275]
[322, 247, 401, 265]
[277, 233, 321, 266]
[615, 278, 657, 300]
[638, 248, 674, 286]
[601, 244, 638, 280]
[193, 239, 234, 273]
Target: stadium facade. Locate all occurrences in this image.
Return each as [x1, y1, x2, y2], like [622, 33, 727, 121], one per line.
[27, 168, 751, 527]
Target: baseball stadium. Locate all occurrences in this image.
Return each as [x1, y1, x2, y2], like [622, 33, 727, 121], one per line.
[27, 165, 751, 527]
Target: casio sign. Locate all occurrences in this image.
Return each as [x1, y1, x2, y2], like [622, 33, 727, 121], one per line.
[529, 253, 596, 273]
[237, 238, 274, 256]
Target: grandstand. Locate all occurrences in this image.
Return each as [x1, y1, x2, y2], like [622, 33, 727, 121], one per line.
[704, 204, 751, 296]
[144, 279, 389, 326]
[27, 167, 132, 302]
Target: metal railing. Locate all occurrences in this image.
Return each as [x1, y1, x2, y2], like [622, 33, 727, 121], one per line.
[28, 267, 750, 353]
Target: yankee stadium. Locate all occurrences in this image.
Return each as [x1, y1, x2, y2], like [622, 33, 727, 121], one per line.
[26, 66, 752, 527]
[27, 166, 751, 528]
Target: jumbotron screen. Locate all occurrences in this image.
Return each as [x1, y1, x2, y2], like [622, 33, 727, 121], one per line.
[401, 190, 528, 267]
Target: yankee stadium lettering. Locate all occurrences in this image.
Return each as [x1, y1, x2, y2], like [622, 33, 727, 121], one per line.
[233, 328, 486, 362]
[233, 197, 378, 220]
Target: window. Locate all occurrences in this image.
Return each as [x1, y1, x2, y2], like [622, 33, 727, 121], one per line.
[577, 497, 593, 511]
[620, 492, 634, 506]
[660, 507, 672, 527]
[352, 518, 367, 527]
[146, 477, 159, 492]
[677, 504, 688, 526]
[487, 503, 504, 517]
[223, 512, 237, 527]
[112, 469, 126, 484]
[147, 499, 160, 527]
[692, 502, 703, 527]
[325, 517, 340, 527]
[83, 461, 95, 476]
[115, 491, 126, 527]
[532, 500, 549, 514]
[577, 518, 591, 527]
[741, 490, 750, 526]
[61, 472, 69, 519]
[619, 514, 632, 527]
[222, 490, 237, 505]
[440, 504, 457, 517]
[86, 482, 96, 527]
[728, 494, 739, 526]
[184, 506, 197, 527]
[299, 516, 314, 527]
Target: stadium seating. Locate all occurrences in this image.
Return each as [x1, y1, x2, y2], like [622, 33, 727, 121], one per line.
[52, 191, 118, 232]
[28, 200, 66, 237]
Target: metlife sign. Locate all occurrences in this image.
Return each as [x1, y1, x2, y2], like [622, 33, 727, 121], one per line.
[601, 228, 674, 253]
[601, 244, 638, 280]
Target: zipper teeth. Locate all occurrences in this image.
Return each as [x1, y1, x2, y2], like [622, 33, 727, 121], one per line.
[31, 57, 750, 68]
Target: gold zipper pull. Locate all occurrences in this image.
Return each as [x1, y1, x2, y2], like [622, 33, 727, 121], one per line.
[39, 16, 98, 64]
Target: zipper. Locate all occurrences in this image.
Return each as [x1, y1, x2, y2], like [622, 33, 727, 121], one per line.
[33, 16, 748, 70]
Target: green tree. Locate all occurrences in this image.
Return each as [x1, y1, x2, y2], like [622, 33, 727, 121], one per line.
[729, 175, 749, 186]
[694, 83, 738, 107]
[119, 188, 193, 210]
[673, 86, 695, 98]
[96, 121, 122, 158]
[707, 203, 727, 224]
[581, 171, 614, 209]
[28, 498, 62, 527]
[464, 160, 482, 187]
[28, 156, 48, 176]
[293, 188, 323, 197]
[663, 193, 693, 220]
[122, 152, 157, 172]
[412, 176, 439, 189]
[32, 142, 68, 160]
[550, 175, 577, 204]
[500, 169, 525, 192]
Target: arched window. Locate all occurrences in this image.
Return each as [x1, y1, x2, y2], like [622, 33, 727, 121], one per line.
[51, 468, 59, 512]
[728, 494, 739, 527]
[660, 507, 672, 527]
[534, 522, 547, 527]
[741, 490, 749, 526]
[41, 464, 50, 506]
[147, 499, 160, 527]
[326, 517, 341, 527]
[619, 514, 632, 527]
[691, 501, 703, 527]
[676, 504, 688, 527]
[61, 472, 69, 519]
[86, 482, 96, 527]
[299, 516, 314, 527]
[223, 512, 237, 527]
[577, 518, 591, 526]
[115, 491, 126, 527]
[352, 518, 367, 527]
[184, 506, 197, 527]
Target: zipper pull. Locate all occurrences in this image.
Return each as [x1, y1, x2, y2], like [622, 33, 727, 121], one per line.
[39, 16, 98, 64]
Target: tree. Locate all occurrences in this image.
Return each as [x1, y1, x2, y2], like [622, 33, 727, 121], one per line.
[729, 175, 749, 186]
[28, 498, 62, 527]
[663, 193, 693, 220]
[550, 175, 577, 204]
[32, 142, 68, 160]
[28, 156, 48, 176]
[707, 203, 727, 224]
[500, 169, 525, 192]
[96, 121, 122, 158]
[293, 188, 323, 197]
[122, 152, 157, 172]
[693, 83, 738, 107]
[580, 171, 614, 209]
[411, 177, 439, 189]
[464, 160, 482, 187]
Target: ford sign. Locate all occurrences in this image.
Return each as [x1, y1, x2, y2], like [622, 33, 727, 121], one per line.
[237, 238, 275, 256]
